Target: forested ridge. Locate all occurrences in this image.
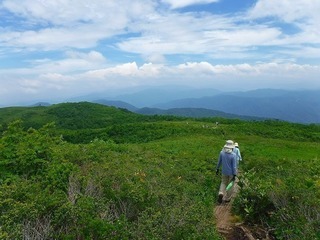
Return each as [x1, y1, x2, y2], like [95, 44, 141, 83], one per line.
[0, 102, 319, 239]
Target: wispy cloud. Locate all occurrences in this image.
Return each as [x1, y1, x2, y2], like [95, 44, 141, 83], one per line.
[1, 0, 319, 59]
[248, 0, 320, 45]
[161, 0, 219, 9]
[0, 0, 319, 105]
[0, 0, 155, 50]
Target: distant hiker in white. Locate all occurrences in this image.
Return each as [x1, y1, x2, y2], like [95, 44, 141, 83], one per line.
[215, 140, 237, 204]
[233, 142, 242, 170]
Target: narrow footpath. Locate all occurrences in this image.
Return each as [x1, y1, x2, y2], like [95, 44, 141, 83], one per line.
[214, 178, 274, 240]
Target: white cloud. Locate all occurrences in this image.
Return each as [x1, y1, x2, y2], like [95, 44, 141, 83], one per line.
[176, 62, 214, 75]
[0, 24, 118, 50]
[118, 12, 283, 60]
[1, 0, 154, 26]
[85, 62, 164, 80]
[32, 51, 107, 73]
[0, 0, 156, 50]
[86, 62, 139, 78]
[65, 50, 106, 62]
[121, 0, 320, 61]
[18, 79, 42, 94]
[249, 0, 320, 23]
[39, 73, 74, 83]
[1, 59, 320, 105]
[89, 61, 320, 90]
[161, 0, 219, 9]
[0, 50, 106, 76]
[1, 0, 319, 61]
[0, 0, 320, 106]
[248, 0, 320, 46]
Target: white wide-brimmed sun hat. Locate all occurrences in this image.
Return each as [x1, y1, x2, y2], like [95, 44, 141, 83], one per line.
[224, 140, 235, 149]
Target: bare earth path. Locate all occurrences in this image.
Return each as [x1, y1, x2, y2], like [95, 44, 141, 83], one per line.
[214, 201, 237, 237]
[214, 179, 274, 240]
[214, 182, 248, 239]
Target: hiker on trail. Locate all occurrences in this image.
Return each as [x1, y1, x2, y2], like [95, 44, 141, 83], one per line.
[215, 140, 237, 204]
[233, 142, 242, 170]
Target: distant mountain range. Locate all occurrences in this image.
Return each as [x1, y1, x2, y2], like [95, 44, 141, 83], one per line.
[4, 87, 320, 124]
[151, 89, 320, 123]
[90, 88, 320, 124]
[67, 86, 221, 107]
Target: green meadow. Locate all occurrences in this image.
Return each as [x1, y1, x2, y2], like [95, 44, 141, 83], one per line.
[0, 102, 319, 239]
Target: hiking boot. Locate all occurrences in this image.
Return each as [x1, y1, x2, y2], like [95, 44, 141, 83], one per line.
[217, 193, 223, 204]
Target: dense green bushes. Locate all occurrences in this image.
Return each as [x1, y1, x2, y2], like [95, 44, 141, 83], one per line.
[232, 138, 320, 240]
[0, 103, 319, 239]
[0, 121, 222, 239]
[0, 120, 60, 178]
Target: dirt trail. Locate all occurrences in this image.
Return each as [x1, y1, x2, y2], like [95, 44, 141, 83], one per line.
[214, 180, 274, 240]
[214, 182, 245, 239]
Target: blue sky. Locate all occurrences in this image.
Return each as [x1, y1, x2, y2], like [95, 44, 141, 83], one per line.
[0, 0, 320, 105]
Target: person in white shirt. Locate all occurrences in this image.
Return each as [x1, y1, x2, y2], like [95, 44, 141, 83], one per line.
[233, 142, 242, 170]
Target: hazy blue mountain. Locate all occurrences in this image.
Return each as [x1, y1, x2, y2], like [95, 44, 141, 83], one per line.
[69, 86, 222, 108]
[13, 86, 320, 123]
[135, 107, 266, 121]
[92, 99, 138, 112]
[153, 89, 320, 123]
[65, 86, 145, 102]
[113, 87, 221, 107]
[29, 102, 51, 107]
[224, 89, 291, 98]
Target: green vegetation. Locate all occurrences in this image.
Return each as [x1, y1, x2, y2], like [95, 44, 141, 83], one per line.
[0, 102, 319, 239]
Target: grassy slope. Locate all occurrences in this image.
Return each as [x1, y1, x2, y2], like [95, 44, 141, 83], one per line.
[113, 120, 320, 239]
[0, 102, 319, 239]
[0, 102, 146, 129]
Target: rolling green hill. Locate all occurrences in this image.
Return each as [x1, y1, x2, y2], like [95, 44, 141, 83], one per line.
[0, 102, 319, 239]
[0, 102, 145, 130]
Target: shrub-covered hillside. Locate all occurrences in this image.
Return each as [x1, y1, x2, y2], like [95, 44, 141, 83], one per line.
[0, 102, 146, 130]
[0, 102, 319, 239]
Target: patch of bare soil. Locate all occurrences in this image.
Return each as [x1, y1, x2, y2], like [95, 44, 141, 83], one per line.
[214, 181, 275, 240]
[222, 224, 275, 240]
